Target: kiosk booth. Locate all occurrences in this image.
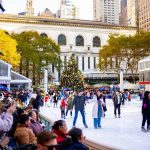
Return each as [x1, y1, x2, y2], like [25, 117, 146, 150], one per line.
[0, 59, 32, 91]
[138, 56, 150, 91]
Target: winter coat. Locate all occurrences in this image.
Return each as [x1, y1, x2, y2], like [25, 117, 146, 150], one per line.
[53, 95, 58, 103]
[88, 95, 104, 118]
[45, 95, 49, 103]
[32, 93, 42, 109]
[142, 97, 150, 115]
[52, 129, 67, 143]
[112, 94, 122, 106]
[60, 141, 89, 150]
[71, 95, 86, 111]
[0, 112, 13, 132]
[61, 99, 66, 110]
[66, 95, 73, 110]
[14, 124, 37, 145]
[30, 119, 43, 137]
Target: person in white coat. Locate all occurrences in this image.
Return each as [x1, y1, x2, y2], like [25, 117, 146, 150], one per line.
[88, 90, 105, 129]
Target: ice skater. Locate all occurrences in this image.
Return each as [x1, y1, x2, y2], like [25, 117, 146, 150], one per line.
[53, 92, 58, 108]
[60, 97, 66, 119]
[71, 89, 88, 128]
[141, 91, 150, 132]
[112, 91, 122, 118]
[87, 90, 105, 129]
[66, 92, 73, 117]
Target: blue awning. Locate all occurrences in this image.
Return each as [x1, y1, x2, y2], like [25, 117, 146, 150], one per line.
[0, 85, 8, 91]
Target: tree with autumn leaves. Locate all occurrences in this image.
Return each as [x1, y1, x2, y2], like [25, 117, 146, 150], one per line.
[61, 54, 84, 91]
[98, 32, 150, 83]
[0, 30, 20, 66]
[11, 31, 61, 85]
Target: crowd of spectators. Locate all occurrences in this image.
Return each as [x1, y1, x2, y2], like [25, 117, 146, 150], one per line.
[0, 90, 89, 150]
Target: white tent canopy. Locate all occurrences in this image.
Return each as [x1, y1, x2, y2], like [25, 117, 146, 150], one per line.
[120, 81, 140, 90]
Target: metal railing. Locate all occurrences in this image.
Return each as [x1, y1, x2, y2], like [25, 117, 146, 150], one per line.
[39, 113, 117, 150]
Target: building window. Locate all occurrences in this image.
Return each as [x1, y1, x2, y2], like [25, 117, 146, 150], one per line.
[93, 36, 101, 47]
[82, 57, 84, 71]
[94, 57, 96, 69]
[52, 64, 55, 73]
[76, 56, 78, 69]
[58, 34, 67, 45]
[88, 57, 90, 69]
[64, 56, 67, 67]
[0, 63, 8, 76]
[40, 33, 48, 38]
[76, 35, 84, 46]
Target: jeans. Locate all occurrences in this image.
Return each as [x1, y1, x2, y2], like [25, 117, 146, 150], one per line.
[94, 105, 101, 128]
[142, 113, 149, 128]
[73, 110, 87, 126]
[114, 104, 121, 116]
[66, 109, 72, 116]
[61, 108, 65, 119]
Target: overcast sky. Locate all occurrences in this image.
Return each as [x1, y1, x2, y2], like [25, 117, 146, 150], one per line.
[2, 0, 93, 20]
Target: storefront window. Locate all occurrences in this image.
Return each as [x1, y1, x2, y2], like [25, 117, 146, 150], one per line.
[0, 63, 8, 76]
[145, 61, 150, 68]
[144, 71, 150, 81]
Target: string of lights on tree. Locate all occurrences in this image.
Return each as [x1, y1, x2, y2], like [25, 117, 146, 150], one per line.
[60, 54, 84, 91]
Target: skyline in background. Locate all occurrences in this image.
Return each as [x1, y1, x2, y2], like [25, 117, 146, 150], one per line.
[2, 0, 93, 20]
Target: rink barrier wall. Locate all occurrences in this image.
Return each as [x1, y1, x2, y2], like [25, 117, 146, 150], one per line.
[39, 113, 117, 150]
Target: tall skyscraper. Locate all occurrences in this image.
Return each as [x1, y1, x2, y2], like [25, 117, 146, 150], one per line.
[60, 0, 79, 19]
[127, 0, 137, 27]
[93, 0, 120, 24]
[138, 0, 150, 31]
[119, 0, 127, 26]
[25, 0, 34, 16]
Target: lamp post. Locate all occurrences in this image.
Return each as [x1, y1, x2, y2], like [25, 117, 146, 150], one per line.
[120, 69, 124, 92]
[41, 66, 52, 95]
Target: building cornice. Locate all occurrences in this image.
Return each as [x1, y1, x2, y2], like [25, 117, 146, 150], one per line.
[0, 14, 137, 31]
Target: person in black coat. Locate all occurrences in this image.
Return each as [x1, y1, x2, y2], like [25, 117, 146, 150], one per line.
[112, 91, 122, 118]
[71, 89, 88, 128]
[53, 92, 58, 108]
[60, 127, 89, 150]
[141, 91, 150, 131]
[32, 91, 43, 111]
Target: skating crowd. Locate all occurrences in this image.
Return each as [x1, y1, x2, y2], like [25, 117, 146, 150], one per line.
[0, 89, 150, 150]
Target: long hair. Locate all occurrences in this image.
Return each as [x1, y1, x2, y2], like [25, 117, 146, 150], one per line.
[52, 120, 65, 130]
[28, 109, 39, 121]
[144, 91, 149, 98]
[0, 97, 16, 114]
[143, 91, 150, 102]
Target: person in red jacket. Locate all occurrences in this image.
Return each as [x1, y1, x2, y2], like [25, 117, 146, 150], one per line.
[60, 98, 66, 119]
[44, 94, 49, 107]
[52, 120, 68, 144]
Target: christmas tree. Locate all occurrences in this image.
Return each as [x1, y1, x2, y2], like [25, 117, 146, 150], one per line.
[60, 54, 84, 91]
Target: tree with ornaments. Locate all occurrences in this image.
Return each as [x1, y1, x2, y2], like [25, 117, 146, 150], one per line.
[60, 54, 84, 91]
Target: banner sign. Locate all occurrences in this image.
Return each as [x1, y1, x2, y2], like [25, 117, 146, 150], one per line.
[0, 80, 10, 84]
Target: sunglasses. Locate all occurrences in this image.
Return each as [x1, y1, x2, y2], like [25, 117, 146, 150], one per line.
[44, 144, 60, 150]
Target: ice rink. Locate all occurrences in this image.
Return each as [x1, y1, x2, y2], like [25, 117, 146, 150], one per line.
[40, 98, 150, 150]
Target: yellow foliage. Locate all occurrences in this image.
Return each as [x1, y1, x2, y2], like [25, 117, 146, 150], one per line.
[0, 30, 20, 67]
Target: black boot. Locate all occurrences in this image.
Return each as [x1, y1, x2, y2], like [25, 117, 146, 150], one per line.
[141, 126, 147, 132]
[84, 124, 88, 128]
